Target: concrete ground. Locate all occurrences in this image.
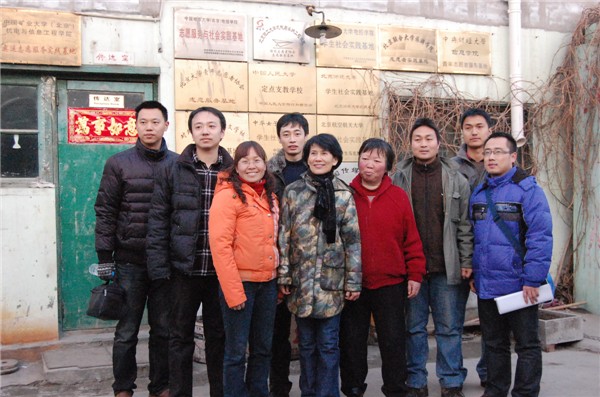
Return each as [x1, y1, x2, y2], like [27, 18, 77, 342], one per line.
[1, 308, 598, 397]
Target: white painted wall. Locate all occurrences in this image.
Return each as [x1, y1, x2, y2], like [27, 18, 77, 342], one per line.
[1, 187, 59, 344]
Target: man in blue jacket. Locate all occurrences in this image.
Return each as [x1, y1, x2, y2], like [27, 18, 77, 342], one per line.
[470, 132, 553, 397]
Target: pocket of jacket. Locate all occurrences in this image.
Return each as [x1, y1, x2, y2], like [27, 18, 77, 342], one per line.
[450, 191, 462, 222]
[319, 252, 344, 291]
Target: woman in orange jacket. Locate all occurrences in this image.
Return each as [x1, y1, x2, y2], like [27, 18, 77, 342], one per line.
[209, 141, 279, 397]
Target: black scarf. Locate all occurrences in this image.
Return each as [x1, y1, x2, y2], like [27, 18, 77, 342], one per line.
[309, 171, 337, 244]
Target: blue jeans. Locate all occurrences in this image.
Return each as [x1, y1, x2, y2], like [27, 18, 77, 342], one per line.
[340, 283, 409, 397]
[406, 273, 470, 389]
[220, 280, 277, 397]
[296, 314, 341, 397]
[478, 298, 542, 397]
[113, 262, 170, 396]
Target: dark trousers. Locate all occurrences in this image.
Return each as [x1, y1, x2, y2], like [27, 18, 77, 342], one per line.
[340, 283, 409, 397]
[478, 298, 542, 397]
[169, 272, 225, 397]
[270, 301, 293, 395]
[112, 262, 170, 396]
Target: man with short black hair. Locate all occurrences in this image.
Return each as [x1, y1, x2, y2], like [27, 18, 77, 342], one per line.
[268, 112, 309, 397]
[470, 132, 552, 397]
[95, 100, 177, 397]
[393, 118, 473, 397]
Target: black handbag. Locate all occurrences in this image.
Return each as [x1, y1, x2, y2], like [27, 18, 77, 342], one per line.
[86, 281, 127, 321]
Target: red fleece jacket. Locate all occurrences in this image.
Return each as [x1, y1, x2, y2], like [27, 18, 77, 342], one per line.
[350, 174, 426, 289]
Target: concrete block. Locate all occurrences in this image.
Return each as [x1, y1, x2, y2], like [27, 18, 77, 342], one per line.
[539, 309, 584, 352]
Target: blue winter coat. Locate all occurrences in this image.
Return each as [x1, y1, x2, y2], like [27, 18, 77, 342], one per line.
[470, 167, 553, 299]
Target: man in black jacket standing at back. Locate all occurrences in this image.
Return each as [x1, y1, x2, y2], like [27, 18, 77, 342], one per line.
[147, 106, 233, 397]
[95, 100, 178, 397]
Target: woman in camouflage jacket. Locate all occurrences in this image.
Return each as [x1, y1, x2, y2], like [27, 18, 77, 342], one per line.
[278, 133, 362, 397]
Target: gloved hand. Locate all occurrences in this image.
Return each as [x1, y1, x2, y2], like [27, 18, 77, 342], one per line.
[97, 262, 116, 281]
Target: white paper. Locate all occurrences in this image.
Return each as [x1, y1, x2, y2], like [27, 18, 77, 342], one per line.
[494, 283, 553, 315]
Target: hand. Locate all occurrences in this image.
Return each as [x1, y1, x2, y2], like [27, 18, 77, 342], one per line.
[469, 279, 476, 293]
[461, 268, 473, 280]
[231, 302, 246, 311]
[523, 286, 540, 305]
[97, 262, 116, 281]
[345, 291, 360, 301]
[279, 285, 291, 296]
[407, 280, 421, 299]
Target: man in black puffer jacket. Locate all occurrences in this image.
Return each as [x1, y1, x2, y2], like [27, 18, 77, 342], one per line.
[147, 107, 233, 397]
[95, 100, 177, 397]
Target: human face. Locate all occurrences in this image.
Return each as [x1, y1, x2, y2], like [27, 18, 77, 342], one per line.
[358, 149, 387, 189]
[236, 147, 266, 183]
[279, 122, 308, 161]
[462, 115, 491, 150]
[484, 137, 517, 177]
[411, 126, 440, 164]
[136, 108, 169, 150]
[307, 144, 338, 175]
[190, 111, 224, 151]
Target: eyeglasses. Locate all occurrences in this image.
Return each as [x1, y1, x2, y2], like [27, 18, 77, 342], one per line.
[483, 149, 512, 157]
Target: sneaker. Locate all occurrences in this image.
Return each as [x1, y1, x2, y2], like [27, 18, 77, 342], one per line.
[405, 386, 429, 397]
[441, 387, 465, 397]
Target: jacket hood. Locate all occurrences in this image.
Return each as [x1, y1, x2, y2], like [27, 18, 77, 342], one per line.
[267, 149, 287, 174]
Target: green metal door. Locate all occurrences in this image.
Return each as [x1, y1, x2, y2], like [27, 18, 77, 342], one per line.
[57, 80, 153, 330]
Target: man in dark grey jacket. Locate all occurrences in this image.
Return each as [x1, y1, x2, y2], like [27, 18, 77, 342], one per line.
[147, 106, 233, 397]
[95, 100, 177, 397]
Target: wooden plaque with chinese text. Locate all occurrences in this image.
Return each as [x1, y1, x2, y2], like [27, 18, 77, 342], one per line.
[248, 63, 316, 113]
[437, 30, 492, 75]
[175, 59, 248, 112]
[1, 8, 81, 66]
[316, 115, 380, 162]
[378, 26, 436, 72]
[316, 68, 380, 116]
[316, 23, 377, 69]
[253, 18, 311, 64]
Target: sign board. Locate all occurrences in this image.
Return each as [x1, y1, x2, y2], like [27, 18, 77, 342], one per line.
[248, 63, 316, 113]
[89, 94, 125, 108]
[316, 23, 377, 69]
[175, 111, 249, 156]
[437, 30, 492, 75]
[378, 26, 436, 72]
[174, 59, 248, 112]
[1, 7, 81, 66]
[248, 113, 317, 159]
[68, 108, 136, 144]
[174, 9, 247, 62]
[316, 115, 380, 162]
[253, 17, 311, 63]
[316, 68, 380, 116]
[93, 51, 134, 66]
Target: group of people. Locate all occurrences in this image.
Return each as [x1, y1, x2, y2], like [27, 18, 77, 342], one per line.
[95, 101, 553, 397]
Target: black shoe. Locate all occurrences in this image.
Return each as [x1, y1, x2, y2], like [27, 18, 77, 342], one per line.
[441, 387, 465, 397]
[405, 386, 428, 397]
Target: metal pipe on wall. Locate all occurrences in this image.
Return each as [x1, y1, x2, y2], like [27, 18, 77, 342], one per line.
[508, 0, 526, 146]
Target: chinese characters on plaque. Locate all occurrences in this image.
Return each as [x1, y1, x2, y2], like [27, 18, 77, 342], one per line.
[316, 23, 377, 69]
[175, 59, 248, 112]
[317, 115, 379, 162]
[378, 26, 437, 72]
[317, 68, 380, 116]
[1, 8, 81, 66]
[437, 31, 492, 75]
[248, 63, 316, 113]
[253, 18, 311, 63]
[68, 108, 136, 144]
[174, 10, 247, 62]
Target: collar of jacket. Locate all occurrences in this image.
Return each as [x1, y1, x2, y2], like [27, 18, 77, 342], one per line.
[349, 173, 392, 199]
[136, 138, 168, 161]
[267, 149, 287, 174]
[177, 144, 233, 168]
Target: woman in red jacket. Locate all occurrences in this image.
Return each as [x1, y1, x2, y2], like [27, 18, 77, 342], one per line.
[340, 138, 427, 397]
[209, 141, 279, 397]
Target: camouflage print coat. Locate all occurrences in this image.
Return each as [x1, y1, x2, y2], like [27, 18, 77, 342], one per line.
[278, 173, 362, 319]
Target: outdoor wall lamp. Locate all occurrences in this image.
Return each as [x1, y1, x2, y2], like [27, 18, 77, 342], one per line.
[304, 5, 342, 44]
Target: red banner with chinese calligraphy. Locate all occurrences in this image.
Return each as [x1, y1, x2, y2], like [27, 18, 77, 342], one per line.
[68, 108, 137, 144]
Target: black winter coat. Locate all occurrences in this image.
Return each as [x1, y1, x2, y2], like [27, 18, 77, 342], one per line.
[94, 139, 178, 266]
[146, 144, 233, 280]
